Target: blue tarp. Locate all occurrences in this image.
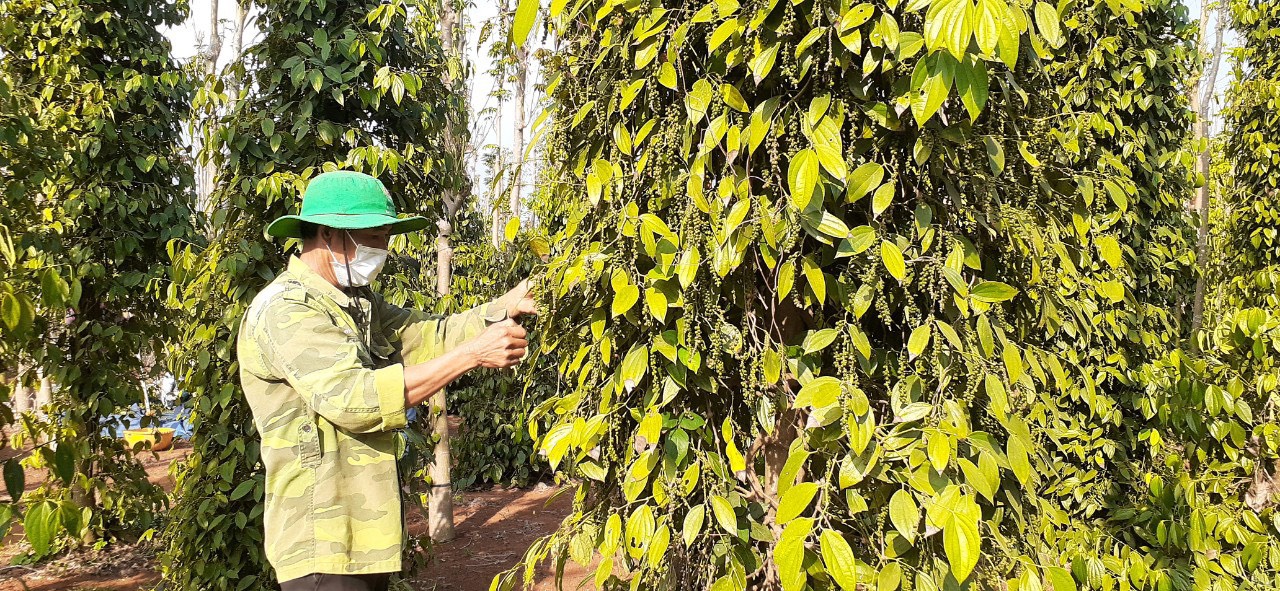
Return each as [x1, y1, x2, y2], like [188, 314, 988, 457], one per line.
[99, 402, 194, 439]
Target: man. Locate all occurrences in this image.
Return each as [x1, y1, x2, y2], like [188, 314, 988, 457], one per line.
[237, 170, 535, 591]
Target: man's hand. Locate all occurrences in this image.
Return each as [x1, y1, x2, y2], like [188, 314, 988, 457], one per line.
[495, 279, 539, 319]
[462, 319, 528, 369]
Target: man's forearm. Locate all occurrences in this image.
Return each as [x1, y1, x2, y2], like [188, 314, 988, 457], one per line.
[403, 346, 477, 408]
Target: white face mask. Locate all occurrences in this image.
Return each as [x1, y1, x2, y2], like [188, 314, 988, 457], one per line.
[325, 231, 389, 288]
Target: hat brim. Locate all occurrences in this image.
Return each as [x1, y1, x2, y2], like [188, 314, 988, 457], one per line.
[265, 213, 431, 239]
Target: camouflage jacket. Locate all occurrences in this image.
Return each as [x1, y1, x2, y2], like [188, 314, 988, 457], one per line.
[237, 256, 503, 582]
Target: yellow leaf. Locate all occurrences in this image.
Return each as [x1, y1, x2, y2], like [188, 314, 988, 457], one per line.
[881, 241, 906, 281]
[503, 217, 520, 242]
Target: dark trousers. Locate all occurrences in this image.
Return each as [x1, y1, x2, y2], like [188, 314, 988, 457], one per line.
[279, 573, 391, 591]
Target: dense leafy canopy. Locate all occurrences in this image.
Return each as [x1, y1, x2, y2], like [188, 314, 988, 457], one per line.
[0, 0, 195, 556]
[497, 0, 1278, 589]
[1186, 0, 1280, 543]
[1219, 0, 1279, 314]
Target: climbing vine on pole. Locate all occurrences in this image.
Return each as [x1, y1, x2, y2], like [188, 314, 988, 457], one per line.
[0, 0, 195, 556]
[493, 0, 1280, 589]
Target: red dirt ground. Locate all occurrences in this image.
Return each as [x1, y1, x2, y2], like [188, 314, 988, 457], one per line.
[0, 434, 586, 591]
[407, 485, 590, 591]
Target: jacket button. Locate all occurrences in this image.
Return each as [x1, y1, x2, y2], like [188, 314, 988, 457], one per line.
[302, 425, 312, 433]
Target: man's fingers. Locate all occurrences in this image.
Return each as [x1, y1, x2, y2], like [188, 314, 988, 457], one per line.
[507, 337, 528, 350]
[491, 318, 518, 333]
[507, 323, 528, 339]
[498, 349, 525, 368]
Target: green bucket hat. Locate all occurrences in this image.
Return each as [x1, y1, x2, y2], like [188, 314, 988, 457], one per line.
[265, 170, 430, 239]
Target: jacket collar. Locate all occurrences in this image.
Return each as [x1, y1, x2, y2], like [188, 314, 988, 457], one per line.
[286, 255, 354, 307]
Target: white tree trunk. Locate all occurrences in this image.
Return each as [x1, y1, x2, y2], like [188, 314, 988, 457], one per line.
[35, 370, 51, 409]
[1190, 6, 1228, 335]
[11, 363, 31, 417]
[490, 0, 511, 248]
[196, 0, 224, 214]
[232, 2, 248, 59]
[509, 43, 527, 231]
[228, 0, 249, 104]
[427, 0, 469, 543]
[12, 382, 30, 415]
[430, 207, 460, 542]
[491, 108, 505, 248]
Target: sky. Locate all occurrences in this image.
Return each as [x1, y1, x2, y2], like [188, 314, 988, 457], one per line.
[159, 0, 1234, 189]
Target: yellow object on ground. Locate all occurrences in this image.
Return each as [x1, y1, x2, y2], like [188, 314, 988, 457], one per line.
[123, 428, 174, 451]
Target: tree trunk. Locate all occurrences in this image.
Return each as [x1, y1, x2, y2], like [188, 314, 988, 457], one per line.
[1190, 6, 1228, 336]
[491, 0, 510, 249]
[427, 0, 469, 543]
[232, 1, 248, 60]
[206, 0, 222, 77]
[1191, 0, 1211, 103]
[431, 208, 461, 545]
[196, 0, 224, 214]
[11, 383, 29, 415]
[11, 363, 31, 417]
[508, 42, 527, 235]
[226, 0, 249, 104]
[491, 112, 505, 248]
[35, 370, 51, 409]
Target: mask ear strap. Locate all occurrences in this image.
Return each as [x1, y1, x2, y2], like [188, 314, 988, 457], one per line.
[321, 229, 356, 289]
[328, 230, 368, 330]
[343, 231, 372, 330]
[341, 231, 356, 288]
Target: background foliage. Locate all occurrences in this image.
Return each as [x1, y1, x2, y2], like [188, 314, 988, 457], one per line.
[1218, 0, 1278, 315]
[426, 204, 554, 490]
[1192, 0, 1280, 531]
[0, 0, 195, 558]
[501, 0, 1279, 589]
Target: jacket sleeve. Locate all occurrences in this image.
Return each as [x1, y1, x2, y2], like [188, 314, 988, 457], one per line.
[253, 297, 408, 433]
[376, 297, 508, 366]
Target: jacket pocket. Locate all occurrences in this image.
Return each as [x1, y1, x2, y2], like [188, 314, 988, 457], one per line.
[297, 421, 321, 468]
